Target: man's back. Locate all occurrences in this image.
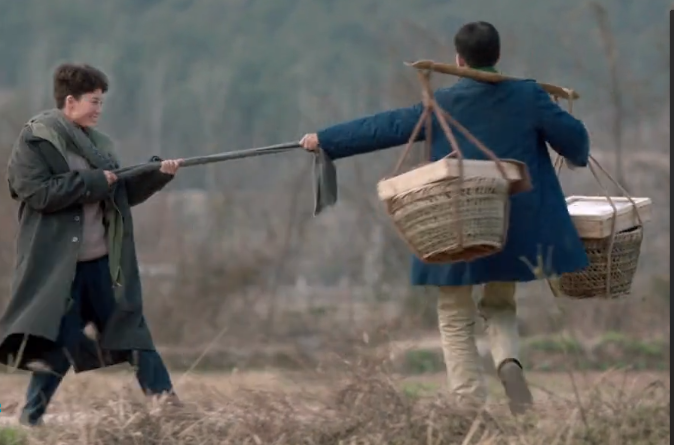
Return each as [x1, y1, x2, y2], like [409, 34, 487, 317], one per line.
[411, 77, 590, 285]
[432, 78, 587, 165]
[315, 76, 590, 285]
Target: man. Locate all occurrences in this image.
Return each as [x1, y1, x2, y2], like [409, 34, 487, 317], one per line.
[299, 22, 590, 414]
[0, 63, 184, 426]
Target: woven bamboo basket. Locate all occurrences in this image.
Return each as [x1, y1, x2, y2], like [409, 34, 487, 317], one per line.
[377, 68, 531, 264]
[559, 226, 644, 299]
[553, 158, 651, 300]
[384, 175, 510, 263]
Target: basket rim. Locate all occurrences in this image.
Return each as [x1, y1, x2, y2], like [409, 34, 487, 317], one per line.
[382, 175, 511, 202]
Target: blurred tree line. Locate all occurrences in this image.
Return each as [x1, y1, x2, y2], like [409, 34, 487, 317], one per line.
[0, 0, 667, 191]
[0, 0, 668, 343]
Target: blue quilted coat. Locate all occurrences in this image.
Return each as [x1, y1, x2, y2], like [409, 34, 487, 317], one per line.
[317, 76, 590, 286]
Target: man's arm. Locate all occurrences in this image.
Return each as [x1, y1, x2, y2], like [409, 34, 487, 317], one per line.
[533, 84, 590, 167]
[7, 132, 110, 213]
[123, 156, 174, 207]
[316, 103, 426, 160]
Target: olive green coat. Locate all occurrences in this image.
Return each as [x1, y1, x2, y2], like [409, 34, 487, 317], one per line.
[0, 110, 173, 373]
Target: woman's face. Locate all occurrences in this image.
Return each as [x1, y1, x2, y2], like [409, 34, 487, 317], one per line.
[64, 89, 104, 128]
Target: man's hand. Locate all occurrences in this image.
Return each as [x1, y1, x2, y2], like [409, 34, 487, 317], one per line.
[103, 170, 118, 186]
[159, 159, 184, 175]
[299, 133, 320, 152]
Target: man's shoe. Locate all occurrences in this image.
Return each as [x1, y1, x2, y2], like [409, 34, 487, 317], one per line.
[148, 391, 184, 410]
[164, 393, 184, 408]
[18, 411, 44, 427]
[497, 360, 533, 415]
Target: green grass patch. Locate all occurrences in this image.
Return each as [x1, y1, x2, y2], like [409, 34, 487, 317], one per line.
[525, 335, 584, 354]
[401, 348, 445, 375]
[400, 381, 439, 399]
[0, 427, 27, 445]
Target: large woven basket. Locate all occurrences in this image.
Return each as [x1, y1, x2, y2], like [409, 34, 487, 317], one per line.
[559, 226, 643, 299]
[385, 175, 510, 263]
[376, 68, 531, 264]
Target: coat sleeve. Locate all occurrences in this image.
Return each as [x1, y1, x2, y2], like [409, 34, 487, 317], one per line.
[7, 134, 111, 213]
[533, 84, 590, 167]
[316, 103, 425, 160]
[123, 156, 174, 207]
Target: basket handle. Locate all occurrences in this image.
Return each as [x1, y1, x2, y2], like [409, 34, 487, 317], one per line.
[553, 95, 642, 228]
[581, 157, 642, 298]
[390, 70, 437, 177]
[390, 104, 432, 176]
[556, 154, 643, 226]
[553, 95, 643, 297]
[390, 70, 511, 183]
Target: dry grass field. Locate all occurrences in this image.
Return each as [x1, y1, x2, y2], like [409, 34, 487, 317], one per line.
[0, 365, 669, 444]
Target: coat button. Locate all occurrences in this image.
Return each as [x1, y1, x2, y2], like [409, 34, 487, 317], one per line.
[74, 216, 80, 222]
[72, 236, 78, 242]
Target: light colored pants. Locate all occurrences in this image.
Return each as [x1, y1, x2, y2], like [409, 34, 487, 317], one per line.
[437, 282, 519, 404]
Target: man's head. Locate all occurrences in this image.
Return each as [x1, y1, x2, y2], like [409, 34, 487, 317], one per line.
[53, 63, 109, 128]
[453, 21, 500, 68]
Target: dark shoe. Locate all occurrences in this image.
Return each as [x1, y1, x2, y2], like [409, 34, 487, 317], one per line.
[497, 360, 533, 415]
[18, 410, 44, 427]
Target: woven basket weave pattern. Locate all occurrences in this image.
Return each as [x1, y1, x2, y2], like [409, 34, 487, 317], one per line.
[559, 226, 643, 299]
[386, 176, 510, 263]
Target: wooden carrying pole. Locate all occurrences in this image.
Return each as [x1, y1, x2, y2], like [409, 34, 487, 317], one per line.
[406, 60, 580, 101]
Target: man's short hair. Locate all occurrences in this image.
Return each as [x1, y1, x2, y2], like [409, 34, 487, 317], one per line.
[53, 63, 109, 109]
[454, 21, 501, 68]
